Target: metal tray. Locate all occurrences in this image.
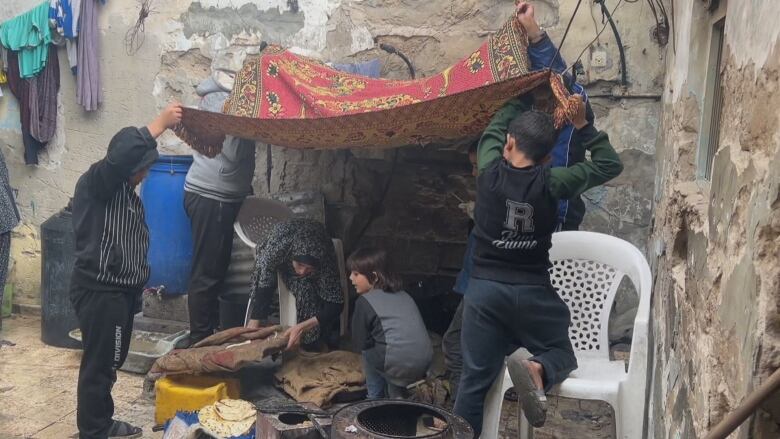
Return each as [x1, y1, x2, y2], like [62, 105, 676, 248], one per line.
[69, 327, 188, 374]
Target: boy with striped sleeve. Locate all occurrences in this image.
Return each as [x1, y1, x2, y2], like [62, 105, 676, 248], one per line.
[70, 103, 181, 439]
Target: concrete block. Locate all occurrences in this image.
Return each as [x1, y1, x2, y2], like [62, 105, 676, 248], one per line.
[143, 292, 189, 323]
[133, 313, 190, 334]
[256, 412, 332, 439]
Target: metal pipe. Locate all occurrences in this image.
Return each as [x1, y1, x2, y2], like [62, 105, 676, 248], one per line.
[308, 414, 331, 439]
[588, 93, 661, 99]
[704, 367, 780, 439]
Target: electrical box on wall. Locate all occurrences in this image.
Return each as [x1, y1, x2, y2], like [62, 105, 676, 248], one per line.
[591, 49, 608, 68]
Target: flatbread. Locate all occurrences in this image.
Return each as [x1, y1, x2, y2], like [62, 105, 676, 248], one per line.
[199, 399, 255, 438]
[214, 399, 256, 422]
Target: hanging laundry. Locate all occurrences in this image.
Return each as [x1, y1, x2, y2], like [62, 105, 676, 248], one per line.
[29, 45, 60, 144]
[49, 0, 81, 70]
[330, 59, 382, 78]
[6, 47, 60, 165]
[0, 47, 7, 72]
[0, 2, 52, 79]
[49, 0, 81, 38]
[76, 0, 103, 111]
[0, 48, 5, 97]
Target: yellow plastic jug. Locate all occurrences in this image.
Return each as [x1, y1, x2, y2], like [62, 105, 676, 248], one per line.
[154, 375, 241, 425]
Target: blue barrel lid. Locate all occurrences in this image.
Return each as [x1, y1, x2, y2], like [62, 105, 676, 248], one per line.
[150, 155, 193, 173]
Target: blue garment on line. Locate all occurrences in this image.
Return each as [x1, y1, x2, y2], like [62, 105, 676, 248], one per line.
[331, 58, 382, 78]
[48, 0, 108, 38]
[49, 0, 80, 38]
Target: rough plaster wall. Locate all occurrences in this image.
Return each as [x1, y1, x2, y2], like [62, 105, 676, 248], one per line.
[649, 1, 780, 438]
[0, 0, 663, 334]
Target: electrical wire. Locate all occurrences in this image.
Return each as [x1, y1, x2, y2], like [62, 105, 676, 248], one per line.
[646, 0, 670, 45]
[563, 0, 625, 77]
[589, 1, 603, 45]
[597, 0, 628, 85]
[125, 0, 155, 55]
[547, 0, 586, 69]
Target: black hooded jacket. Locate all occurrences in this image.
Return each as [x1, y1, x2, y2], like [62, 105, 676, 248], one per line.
[70, 127, 158, 292]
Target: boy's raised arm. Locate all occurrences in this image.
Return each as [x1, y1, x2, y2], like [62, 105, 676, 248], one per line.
[548, 96, 623, 199]
[477, 98, 530, 172]
[518, 2, 568, 73]
[84, 103, 182, 201]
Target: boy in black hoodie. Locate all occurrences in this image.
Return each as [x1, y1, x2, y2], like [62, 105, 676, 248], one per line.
[70, 103, 182, 439]
[453, 95, 623, 435]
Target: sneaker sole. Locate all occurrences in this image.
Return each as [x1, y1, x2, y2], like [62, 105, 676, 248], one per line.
[506, 350, 547, 428]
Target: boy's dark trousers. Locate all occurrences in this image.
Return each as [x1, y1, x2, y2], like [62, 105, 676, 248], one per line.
[71, 286, 138, 439]
[184, 192, 242, 344]
[453, 278, 577, 436]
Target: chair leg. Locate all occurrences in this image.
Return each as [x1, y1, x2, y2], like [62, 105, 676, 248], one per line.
[518, 406, 534, 439]
[481, 365, 512, 439]
[618, 387, 647, 439]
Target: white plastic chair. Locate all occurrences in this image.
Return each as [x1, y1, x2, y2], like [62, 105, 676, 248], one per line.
[235, 197, 293, 326]
[480, 231, 653, 439]
[277, 238, 350, 336]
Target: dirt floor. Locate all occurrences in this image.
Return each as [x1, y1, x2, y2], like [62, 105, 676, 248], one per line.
[0, 315, 158, 439]
[0, 314, 619, 438]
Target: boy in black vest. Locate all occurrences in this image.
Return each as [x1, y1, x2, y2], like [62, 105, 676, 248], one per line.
[70, 103, 181, 439]
[453, 95, 623, 435]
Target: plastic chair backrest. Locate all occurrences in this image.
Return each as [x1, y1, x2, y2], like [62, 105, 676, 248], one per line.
[549, 231, 652, 358]
[234, 197, 294, 248]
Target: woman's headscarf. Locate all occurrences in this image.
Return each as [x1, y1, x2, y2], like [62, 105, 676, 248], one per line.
[249, 219, 343, 345]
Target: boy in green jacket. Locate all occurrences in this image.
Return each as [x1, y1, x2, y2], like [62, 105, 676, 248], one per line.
[453, 95, 623, 435]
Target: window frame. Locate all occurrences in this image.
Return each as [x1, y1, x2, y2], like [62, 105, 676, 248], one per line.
[696, 13, 727, 181]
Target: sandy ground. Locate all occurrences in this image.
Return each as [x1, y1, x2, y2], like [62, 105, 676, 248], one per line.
[0, 314, 620, 438]
[0, 315, 159, 439]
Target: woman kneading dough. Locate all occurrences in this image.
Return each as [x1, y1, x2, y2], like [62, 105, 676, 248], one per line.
[247, 219, 343, 351]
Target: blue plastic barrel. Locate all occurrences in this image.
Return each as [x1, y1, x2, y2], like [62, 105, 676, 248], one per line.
[140, 155, 194, 294]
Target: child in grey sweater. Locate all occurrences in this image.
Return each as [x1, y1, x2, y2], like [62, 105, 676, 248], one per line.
[349, 248, 432, 399]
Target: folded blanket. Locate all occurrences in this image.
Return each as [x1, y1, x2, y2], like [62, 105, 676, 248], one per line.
[148, 326, 288, 380]
[274, 351, 365, 408]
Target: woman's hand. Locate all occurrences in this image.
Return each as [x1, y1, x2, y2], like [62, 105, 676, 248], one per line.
[284, 318, 319, 351]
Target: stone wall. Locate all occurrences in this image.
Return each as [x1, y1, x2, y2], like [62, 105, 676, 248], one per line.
[0, 0, 663, 339]
[648, 1, 780, 437]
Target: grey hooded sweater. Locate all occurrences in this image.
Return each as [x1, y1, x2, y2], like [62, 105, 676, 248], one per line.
[184, 136, 256, 203]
